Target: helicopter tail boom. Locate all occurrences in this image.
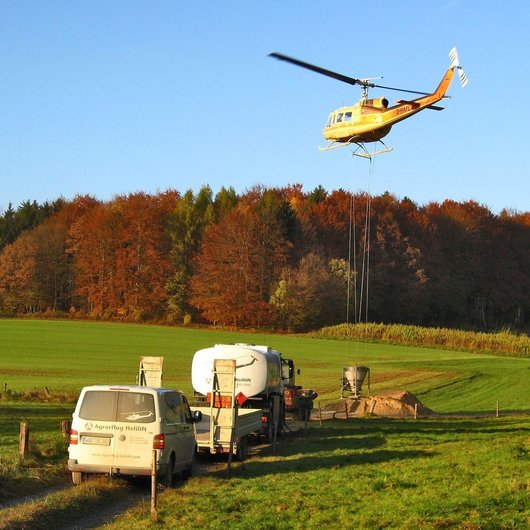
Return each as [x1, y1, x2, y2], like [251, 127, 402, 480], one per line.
[433, 67, 456, 100]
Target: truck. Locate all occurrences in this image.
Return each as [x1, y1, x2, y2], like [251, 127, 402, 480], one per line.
[191, 343, 316, 443]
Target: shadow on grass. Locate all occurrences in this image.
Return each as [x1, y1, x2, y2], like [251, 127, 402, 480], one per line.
[204, 415, 530, 479]
[0, 467, 69, 505]
[200, 422, 436, 480]
[229, 446, 433, 479]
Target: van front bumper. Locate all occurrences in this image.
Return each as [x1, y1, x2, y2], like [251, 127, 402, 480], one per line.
[68, 458, 169, 477]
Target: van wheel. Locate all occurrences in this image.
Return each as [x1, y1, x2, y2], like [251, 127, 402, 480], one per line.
[71, 471, 86, 485]
[161, 454, 175, 488]
[182, 450, 196, 479]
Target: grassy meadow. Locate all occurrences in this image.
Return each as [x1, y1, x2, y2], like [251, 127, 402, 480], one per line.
[0, 401, 72, 502]
[0, 319, 529, 528]
[1, 319, 529, 413]
[106, 417, 530, 530]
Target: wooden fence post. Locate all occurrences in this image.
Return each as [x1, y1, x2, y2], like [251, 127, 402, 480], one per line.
[496, 400, 499, 418]
[318, 402, 322, 427]
[414, 403, 418, 419]
[19, 421, 30, 458]
[344, 401, 349, 420]
[61, 420, 71, 438]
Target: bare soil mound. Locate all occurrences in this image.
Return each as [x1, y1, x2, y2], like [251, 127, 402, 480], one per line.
[318, 390, 436, 418]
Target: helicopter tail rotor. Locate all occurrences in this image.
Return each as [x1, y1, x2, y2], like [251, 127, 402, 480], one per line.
[449, 47, 468, 87]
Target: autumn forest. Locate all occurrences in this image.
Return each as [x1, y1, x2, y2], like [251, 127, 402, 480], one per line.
[0, 185, 529, 332]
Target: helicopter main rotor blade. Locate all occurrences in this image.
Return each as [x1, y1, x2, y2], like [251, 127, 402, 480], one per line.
[269, 52, 365, 87]
[269, 52, 431, 96]
[371, 83, 430, 96]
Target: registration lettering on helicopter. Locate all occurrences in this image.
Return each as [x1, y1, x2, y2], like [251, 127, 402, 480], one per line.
[396, 105, 412, 116]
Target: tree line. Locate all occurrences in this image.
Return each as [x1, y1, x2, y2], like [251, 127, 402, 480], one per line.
[0, 185, 529, 332]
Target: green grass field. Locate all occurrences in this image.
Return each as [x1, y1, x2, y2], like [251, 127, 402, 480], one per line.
[1, 319, 529, 413]
[0, 319, 529, 528]
[105, 418, 530, 530]
[0, 401, 71, 501]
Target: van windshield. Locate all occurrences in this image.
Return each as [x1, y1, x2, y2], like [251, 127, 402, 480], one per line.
[79, 391, 156, 423]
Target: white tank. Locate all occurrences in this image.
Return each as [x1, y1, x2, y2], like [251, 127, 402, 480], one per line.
[191, 344, 282, 398]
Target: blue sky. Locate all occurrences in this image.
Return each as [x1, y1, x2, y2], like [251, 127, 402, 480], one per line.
[1, 1, 529, 214]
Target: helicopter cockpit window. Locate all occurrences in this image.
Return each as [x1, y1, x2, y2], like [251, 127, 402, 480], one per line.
[344, 112, 352, 122]
[336, 113, 343, 123]
[325, 115, 334, 128]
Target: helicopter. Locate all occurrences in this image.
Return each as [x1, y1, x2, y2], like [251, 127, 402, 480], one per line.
[269, 48, 468, 156]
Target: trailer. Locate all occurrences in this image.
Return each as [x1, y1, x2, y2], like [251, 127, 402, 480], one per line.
[192, 405, 262, 459]
[191, 358, 263, 459]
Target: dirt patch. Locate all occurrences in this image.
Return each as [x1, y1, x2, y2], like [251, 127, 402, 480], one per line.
[317, 390, 436, 419]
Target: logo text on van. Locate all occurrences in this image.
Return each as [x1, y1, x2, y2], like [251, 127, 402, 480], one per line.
[85, 422, 148, 433]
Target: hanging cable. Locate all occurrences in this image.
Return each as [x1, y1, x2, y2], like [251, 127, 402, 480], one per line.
[358, 190, 369, 322]
[347, 190, 353, 324]
[350, 145, 375, 324]
[352, 189, 358, 324]
[348, 142, 377, 324]
[347, 157, 358, 324]
[364, 156, 375, 322]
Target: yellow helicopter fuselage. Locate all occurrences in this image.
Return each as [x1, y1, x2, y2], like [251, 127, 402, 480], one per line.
[323, 66, 455, 144]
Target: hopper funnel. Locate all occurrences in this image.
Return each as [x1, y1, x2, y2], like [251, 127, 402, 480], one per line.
[341, 365, 370, 398]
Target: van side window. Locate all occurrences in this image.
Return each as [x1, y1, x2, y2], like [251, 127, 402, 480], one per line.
[182, 395, 192, 423]
[165, 392, 185, 424]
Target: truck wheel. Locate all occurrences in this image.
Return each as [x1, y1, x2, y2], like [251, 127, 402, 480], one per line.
[161, 454, 175, 488]
[236, 436, 248, 461]
[71, 471, 86, 485]
[182, 450, 196, 479]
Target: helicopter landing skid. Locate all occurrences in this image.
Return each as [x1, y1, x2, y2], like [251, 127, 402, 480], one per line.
[318, 141, 352, 152]
[352, 141, 393, 159]
[319, 139, 393, 158]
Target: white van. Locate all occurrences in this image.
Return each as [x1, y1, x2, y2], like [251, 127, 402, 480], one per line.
[68, 385, 201, 486]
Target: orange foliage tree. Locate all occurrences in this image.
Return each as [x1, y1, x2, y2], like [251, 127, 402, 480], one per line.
[190, 197, 289, 327]
[0, 232, 40, 313]
[68, 192, 176, 319]
[1, 185, 529, 331]
[0, 196, 96, 313]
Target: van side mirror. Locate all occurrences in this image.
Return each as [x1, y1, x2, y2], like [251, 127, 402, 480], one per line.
[192, 410, 202, 423]
[297, 369, 301, 375]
